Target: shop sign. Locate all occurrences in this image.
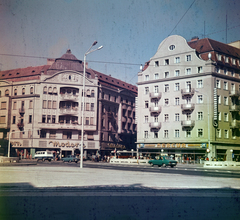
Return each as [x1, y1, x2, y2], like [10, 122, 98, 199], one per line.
[144, 143, 202, 149]
[49, 141, 79, 148]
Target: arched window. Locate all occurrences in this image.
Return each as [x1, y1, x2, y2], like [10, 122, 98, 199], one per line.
[48, 87, 53, 94]
[43, 86, 47, 94]
[22, 88, 25, 95]
[91, 90, 95, 97]
[14, 89, 17, 96]
[53, 87, 57, 94]
[86, 89, 90, 96]
[5, 89, 9, 96]
[30, 87, 33, 94]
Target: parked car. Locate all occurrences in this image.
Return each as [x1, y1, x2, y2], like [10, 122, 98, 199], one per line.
[62, 155, 80, 163]
[148, 156, 177, 168]
[34, 151, 54, 162]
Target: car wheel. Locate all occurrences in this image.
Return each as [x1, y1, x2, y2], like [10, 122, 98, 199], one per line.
[42, 158, 45, 162]
[75, 160, 78, 163]
[171, 165, 174, 168]
[158, 165, 162, 167]
[149, 163, 153, 167]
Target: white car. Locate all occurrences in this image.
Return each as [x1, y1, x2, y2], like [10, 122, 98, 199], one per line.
[34, 151, 54, 162]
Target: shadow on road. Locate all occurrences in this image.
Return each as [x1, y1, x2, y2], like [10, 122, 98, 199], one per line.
[0, 182, 240, 220]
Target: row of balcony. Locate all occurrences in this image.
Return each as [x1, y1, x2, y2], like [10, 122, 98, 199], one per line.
[149, 104, 195, 114]
[148, 120, 195, 129]
[229, 90, 240, 97]
[230, 120, 240, 129]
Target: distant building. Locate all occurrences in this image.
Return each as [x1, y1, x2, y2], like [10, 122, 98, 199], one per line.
[136, 35, 240, 162]
[0, 50, 137, 159]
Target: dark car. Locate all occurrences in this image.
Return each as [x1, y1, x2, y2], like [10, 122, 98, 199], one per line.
[61, 155, 80, 163]
[148, 156, 177, 168]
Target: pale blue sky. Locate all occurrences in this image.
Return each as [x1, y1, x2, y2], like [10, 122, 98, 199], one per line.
[0, 0, 240, 84]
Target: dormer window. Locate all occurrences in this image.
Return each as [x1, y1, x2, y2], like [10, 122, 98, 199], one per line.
[169, 45, 175, 50]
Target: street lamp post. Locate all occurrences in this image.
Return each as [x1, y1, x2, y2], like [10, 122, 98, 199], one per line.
[80, 41, 103, 168]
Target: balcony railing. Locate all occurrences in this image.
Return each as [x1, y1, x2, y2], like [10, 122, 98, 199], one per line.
[229, 90, 240, 97]
[230, 120, 240, 129]
[19, 108, 25, 114]
[229, 105, 240, 112]
[149, 106, 161, 113]
[149, 92, 162, 99]
[60, 93, 79, 100]
[181, 103, 195, 111]
[59, 108, 78, 115]
[181, 88, 195, 96]
[149, 122, 161, 129]
[181, 120, 195, 127]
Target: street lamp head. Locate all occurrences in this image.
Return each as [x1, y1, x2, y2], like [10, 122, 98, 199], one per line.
[97, 45, 103, 50]
[92, 41, 98, 46]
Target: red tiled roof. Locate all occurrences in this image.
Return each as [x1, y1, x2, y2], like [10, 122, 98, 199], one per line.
[0, 65, 50, 82]
[91, 69, 138, 94]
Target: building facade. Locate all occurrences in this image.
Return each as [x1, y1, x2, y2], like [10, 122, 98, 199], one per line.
[0, 50, 137, 159]
[136, 35, 240, 162]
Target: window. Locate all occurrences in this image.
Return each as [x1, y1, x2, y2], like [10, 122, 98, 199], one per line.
[154, 115, 158, 122]
[164, 130, 168, 138]
[145, 75, 149, 81]
[1, 102, 6, 109]
[224, 113, 228, 121]
[186, 113, 191, 120]
[175, 70, 180, 76]
[175, 130, 179, 138]
[63, 131, 72, 139]
[86, 103, 90, 111]
[154, 86, 159, 93]
[49, 130, 56, 139]
[175, 83, 180, 91]
[198, 112, 203, 120]
[165, 99, 169, 106]
[186, 130, 191, 137]
[90, 90, 95, 97]
[164, 72, 169, 78]
[224, 130, 228, 138]
[197, 66, 202, 73]
[215, 67, 220, 73]
[218, 112, 221, 121]
[30, 87, 33, 94]
[40, 130, 46, 138]
[216, 129, 221, 138]
[155, 61, 159, 67]
[28, 100, 33, 109]
[224, 97, 228, 105]
[164, 114, 169, 122]
[53, 87, 57, 94]
[145, 87, 149, 94]
[145, 101, 149, 108]
[86, 117, 89, 125]
[13, 116, 16, 124]
[175, 57, 180, 63]
[47, 115, 51, 123]
[91, 103, 94, 111]
[175, 97, 179, 105]
[90, 117, 94, 125]
[22, 88, 25, 95]
[217, 95, 221, 104]
[0, 116, 6, 124]
[196, 129, 203, 137]
[197, 80, 203, 88]
[164, 59, 169, 65]
[5, 89, 9, 96]
[43, 100, 47, 109]
[29, 115, 32, 123]
[145, 116, 148, 123]
[186, 55, 191, 61]
[216, 80, 221, 88]
[52, 115, 56, 123]
[14, 89, 17, 95]
[13, 101, 17, 110]
[52, 101, 57, 109]
[197, 95, 203, 104]
[223, 81, 228, 90]
[154, 132, 158, 138]
[43, 86, 47, 94]
[144, 131, 148, 139]
[186, 68, 191, 75]
[154, 73, 159, 79]
[169, 45, 175, 50]
[42, 115, 46, 123]
[224, 69, 227, 75]
[165, 84, 169, 92]
[231, 83, 235, 91]
[48, 100, 52, 109]
[175, 113, 179, 121]
[154, 100, 158, 107]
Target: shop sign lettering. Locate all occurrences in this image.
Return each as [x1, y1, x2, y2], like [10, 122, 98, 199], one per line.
[49, 141, 79, 148]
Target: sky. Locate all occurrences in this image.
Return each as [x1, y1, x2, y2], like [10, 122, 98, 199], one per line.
[0, 0, 240, 85]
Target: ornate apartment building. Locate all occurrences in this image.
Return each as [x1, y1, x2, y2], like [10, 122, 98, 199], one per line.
[0, 50, 137, 158]
[136, 35, 240, 162]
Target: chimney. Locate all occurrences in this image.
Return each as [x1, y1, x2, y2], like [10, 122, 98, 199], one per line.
[191, 36, 199, 42]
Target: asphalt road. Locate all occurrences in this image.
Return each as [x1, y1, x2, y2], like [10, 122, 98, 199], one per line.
[1, 161, 240, 220]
